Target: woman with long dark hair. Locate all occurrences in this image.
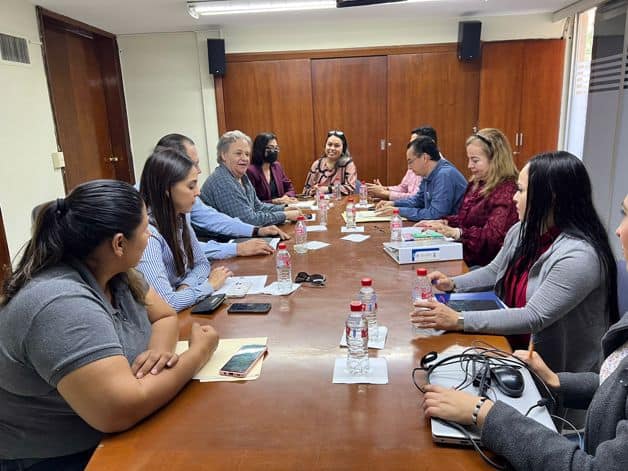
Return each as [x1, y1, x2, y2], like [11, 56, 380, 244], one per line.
[422, 192, 628, 470]
[137, 148, 232, 311]
[0, 180, 218, 469]
[247, 132, 297, 204]
[412, 152, 618, 376]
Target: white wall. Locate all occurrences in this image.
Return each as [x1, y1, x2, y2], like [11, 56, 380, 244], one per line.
[119, 13, 565, 180]
[118, 30, 222, 183]
[222, 13, 565, 53]
[0, 0, 64, 261]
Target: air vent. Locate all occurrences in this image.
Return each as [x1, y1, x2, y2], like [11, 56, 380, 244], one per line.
[0, 33, 30, 65]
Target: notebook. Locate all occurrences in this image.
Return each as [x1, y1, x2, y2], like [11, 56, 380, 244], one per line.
[428, 346, 556, 446]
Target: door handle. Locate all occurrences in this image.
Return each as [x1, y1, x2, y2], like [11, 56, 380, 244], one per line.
[519, 132, 524, 147]
[380, 139, 386, 151]
[107, 156, 119, 163]
[514, 133, 519, 147]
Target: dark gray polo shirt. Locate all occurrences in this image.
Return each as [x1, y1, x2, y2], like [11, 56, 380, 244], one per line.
[0, 260, 151, 459]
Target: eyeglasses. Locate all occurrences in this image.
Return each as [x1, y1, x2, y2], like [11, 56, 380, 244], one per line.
[407, 153, 425, 166]
[265, 146, 280, 152]
[295, 272, 326, 286]
[327, 130, 345, 137]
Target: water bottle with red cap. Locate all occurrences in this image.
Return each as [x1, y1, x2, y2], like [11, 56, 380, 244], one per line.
[359, 277, 378, 341]
[346, 300, 369, 375]
[276, 242, 292, 294]
[412, 268, 438, 336]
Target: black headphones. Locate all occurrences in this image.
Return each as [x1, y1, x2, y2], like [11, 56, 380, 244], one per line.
[418, 350, 524, 398]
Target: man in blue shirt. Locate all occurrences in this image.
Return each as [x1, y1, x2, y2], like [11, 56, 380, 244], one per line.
[155, 134, 288, 259]
[375, 135, 467, 221]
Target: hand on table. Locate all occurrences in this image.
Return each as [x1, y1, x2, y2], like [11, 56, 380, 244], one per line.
[209, 266, 233, 290]
[513, 350, 560, 389]
[273, 195, 298, 205]
[236, 239, 274, 256]
[410, 298, 460, 331]
[416, 221, 459, 239]
[423, 384, 493, 427]
[188, 322, 219, 367]
[374, 200, 395, 216]
[284, 209, 302, 222]
[427, 271, 455, 292]
[366, 181, 390, 200]
[258, 225, 290, 240]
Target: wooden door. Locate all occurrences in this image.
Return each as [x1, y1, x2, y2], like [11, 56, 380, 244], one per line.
[519, 39, 565, 166]
[220, 59, 315, 191]
[311, 56, 388, 184]
[39, 9, 134, 191]
[478, 41, 525, 157]
[388, 52, 480, 182]
[0, 206, 10, 288]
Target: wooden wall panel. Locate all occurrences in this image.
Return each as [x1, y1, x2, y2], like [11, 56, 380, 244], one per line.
[221, 59, 315, 191]
[519, 39, 565, 165]
[388, 53, 480, 184]
[478, 41, 524, 154]
[311, 56, 388, 184]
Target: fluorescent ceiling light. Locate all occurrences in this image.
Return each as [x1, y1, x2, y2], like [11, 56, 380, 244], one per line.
[188, 0, 336, 16]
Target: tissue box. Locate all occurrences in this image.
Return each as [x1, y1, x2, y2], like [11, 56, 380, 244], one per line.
[383, 239, 463, 264]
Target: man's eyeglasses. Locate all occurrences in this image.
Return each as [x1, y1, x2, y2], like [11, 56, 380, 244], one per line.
[295, 272, 326, 286]
[327, 130, 345, 137]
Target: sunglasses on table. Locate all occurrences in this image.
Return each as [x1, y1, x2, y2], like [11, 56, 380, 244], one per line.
[295, 272, 326, 286]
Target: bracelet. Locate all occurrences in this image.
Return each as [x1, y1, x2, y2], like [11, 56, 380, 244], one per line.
[252, 227, 260, 237]
[472, 396, 488, 425]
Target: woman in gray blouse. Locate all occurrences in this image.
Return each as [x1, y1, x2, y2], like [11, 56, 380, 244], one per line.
[200, 130, 301, 226]
[421, 193, 628, 471]
[413, 152, 619, 377]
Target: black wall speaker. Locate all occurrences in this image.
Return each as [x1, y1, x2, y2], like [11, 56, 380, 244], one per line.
[458, 21, 482, 61]
[207, 39, 226, 76]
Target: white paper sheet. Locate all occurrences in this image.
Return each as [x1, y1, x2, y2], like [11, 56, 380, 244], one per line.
[340, 234, 370, 243]
[332, 357, 388, 384]
[341, 226, 365, 233]
[213, 275, 268, 296]
[261, 281, 301, 296]
[304, 240, 330, 250]
[306, 224, 327, 232]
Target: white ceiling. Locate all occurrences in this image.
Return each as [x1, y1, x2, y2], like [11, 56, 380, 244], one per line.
[32, 0, 576, 34]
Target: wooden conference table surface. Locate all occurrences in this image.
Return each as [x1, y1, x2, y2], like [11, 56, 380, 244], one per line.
[87, 199, 509, 471]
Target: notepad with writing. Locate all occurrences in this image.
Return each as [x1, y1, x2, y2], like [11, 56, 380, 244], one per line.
[175, 337, 268, 382]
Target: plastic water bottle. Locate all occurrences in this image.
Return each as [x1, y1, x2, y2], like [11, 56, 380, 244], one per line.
[276, 243, 292, 294]
[294, 215, 308, 253]
[390, 208, 402, 242]
[333, 182, 341, 200]
[346, 300, 369, 375]
[318, 194, 328, 226]
[412, 268, 438, 336]
[345, 197, 357, 228]
[359, 180, 368, 206]
[359, 278, 378, 341]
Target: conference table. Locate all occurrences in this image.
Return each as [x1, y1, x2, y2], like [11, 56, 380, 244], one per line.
[86, 198, 509, 470]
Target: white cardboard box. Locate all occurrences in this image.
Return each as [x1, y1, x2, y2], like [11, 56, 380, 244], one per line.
[383, 239, 463, 264]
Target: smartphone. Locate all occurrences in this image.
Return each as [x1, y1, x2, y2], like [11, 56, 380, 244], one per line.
[227, 302, 272, 314]
[219, 344, 267, 377]
[191, 294, 226, 314]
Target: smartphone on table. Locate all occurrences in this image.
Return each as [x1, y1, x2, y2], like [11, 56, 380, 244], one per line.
[227, 303, 272, 314]
[219, 344, 267, 377]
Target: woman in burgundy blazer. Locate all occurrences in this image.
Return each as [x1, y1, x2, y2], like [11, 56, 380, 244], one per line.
[246, 132, 297, 204]
[417, 128, 519, 267]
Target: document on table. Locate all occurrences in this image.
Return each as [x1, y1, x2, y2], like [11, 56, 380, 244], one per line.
[175, 337, 268, 382]
[306, 224, 327, 232]
[341, 226, 365, 233]
[340, 234, 370, 243]
[304, 240, 330, 250]
[342, 211, 407, 223]
[332, 357, 388, 384]
[213, 275, 268, 296]
[292, 200, 316, 209]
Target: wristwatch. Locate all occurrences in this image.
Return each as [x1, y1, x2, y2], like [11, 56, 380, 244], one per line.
[457, 314, 465, 331]
[252, 227, 260, 237]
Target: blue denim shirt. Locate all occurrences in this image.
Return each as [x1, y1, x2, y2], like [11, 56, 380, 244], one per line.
[394, 158, 467, 221]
